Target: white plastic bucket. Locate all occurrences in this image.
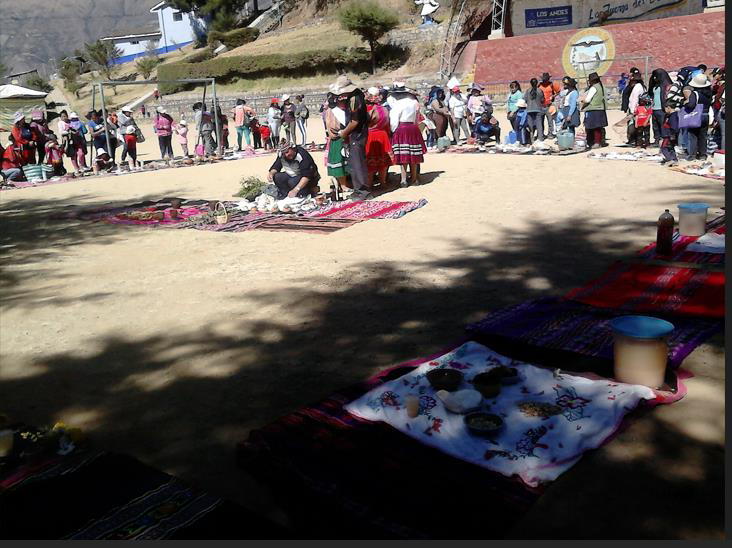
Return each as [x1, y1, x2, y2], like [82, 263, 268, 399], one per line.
[678, 202, 709, 237]
[610, 316, 674, 389]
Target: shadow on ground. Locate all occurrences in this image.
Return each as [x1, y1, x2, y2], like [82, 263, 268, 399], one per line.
[0, 192, 725, 538]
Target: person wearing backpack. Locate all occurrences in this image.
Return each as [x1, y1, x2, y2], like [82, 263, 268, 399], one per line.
[294, 95, 309, 146]
[682, 73, 713, 161]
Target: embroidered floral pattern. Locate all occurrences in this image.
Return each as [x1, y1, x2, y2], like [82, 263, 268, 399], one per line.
[554, 386, 592, 421]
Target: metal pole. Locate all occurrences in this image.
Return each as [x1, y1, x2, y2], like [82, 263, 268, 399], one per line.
[212, 78, 222, 156]
[98, 83, 113, 166]
[91, 84, 97, 163]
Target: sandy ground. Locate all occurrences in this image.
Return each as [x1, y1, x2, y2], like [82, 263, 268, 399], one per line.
[0, 109, 725, 538]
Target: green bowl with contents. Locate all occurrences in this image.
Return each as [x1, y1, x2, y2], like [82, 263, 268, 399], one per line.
[426, 368, 464, 391]
[464, 412, 504, 437]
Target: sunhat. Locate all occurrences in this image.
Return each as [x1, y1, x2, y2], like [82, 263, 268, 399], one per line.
[541, 72, 551, 81]
[516, 99, 527, 108]
[333, 75, 357, 95]
[13, 111, 24, 123]
[31, 110, 43, 121]
[121, 105, 133, 113]
[367, 86, 380, 96]
[156, 106, 166, 114]
[179, 119, 187, 125]
[69, 111, 79, 119]
[126, 125, 136, 134]
[281, 94, 290, 101]
[689, 73, 711, 88]
[96, 147, 108, 156]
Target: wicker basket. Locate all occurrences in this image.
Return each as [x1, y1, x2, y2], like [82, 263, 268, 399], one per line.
[213, 202, 229, 225]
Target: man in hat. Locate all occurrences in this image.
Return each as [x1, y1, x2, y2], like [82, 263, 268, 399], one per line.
[333, 75, 371, 201]
[267, 140, 321, 199]
[87, 110, 110, 157]
[447, 83, 469, 144]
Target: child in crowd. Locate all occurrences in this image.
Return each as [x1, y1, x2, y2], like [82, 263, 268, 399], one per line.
[44, 133, 66, 176]
[93, 148, 114, 174]
[175, 119, 189, 157]
[124, 125, 139, 170]
[251, 118, 262, 149]
[259, 121, 271, 150]
[634, 94, 653, 148]
[514, 99, 530, 145]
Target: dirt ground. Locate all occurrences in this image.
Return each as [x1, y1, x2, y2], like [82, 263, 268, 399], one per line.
[0, 110, 725, 539]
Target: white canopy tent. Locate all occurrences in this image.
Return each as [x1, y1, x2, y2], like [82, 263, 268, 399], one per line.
[0, 84, 48, 131]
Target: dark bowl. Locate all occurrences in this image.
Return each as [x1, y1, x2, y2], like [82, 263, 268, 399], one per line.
[464, 412, 504, 437]
[471, 372, 502, 398]
[426, 368, 464, 391]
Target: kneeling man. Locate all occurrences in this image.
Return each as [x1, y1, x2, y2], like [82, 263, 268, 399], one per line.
[267, 141, 320, 199]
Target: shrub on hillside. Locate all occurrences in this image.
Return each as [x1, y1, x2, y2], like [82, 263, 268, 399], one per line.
[207, 27, 260, 49]
[25, 74, 53, 93]
[157, 47, 400, 93]
[136, 57, 160, 79]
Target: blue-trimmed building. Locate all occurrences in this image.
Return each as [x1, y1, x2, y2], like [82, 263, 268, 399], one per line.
[101, 1, 207, 65]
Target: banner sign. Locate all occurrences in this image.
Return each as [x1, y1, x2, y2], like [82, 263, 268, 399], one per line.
[525, 6, 573, 28]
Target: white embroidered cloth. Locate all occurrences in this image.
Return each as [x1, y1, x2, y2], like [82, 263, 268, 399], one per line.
[345, 342, 655, 487]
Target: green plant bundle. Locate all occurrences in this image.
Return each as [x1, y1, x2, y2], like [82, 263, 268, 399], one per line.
[233, 175, 267, 200]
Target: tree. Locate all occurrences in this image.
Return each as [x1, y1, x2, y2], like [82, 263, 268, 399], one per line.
[169, 0, 247, 32]
[84, 40, 122, 81]
[25, 73, 53, 93]
[136, 57, 160, 79]
[339, 0, 399, 74]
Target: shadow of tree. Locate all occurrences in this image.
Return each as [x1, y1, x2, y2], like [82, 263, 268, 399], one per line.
[0, 203, 724, 536]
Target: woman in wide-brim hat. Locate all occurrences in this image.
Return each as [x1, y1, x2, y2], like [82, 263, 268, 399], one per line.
[388, 84, 427, 186]
[324, 84, 351, 193]
[364, 86, 394, 186]
[581, 72, 609, 149]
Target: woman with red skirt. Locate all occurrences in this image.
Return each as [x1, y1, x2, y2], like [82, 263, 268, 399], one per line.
[365, 87, 394, 187]
[388, 83, 426, 187]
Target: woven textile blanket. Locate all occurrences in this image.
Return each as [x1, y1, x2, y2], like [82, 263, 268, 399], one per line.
[0, 449, 287, 539]
[566, 261, 724, 319]
[252, 216, 362, 234]
[465, 297, 721, 376]
[345, 341, 655, 488]
[237, 340, 542, 539]
[304, 199, 428, 220]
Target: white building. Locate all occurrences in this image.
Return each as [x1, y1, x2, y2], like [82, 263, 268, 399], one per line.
[100, 1, 207, 65]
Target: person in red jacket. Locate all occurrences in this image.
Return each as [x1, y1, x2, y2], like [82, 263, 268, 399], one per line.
[10, 112, 36, 165]
[2, 135, 26, 181]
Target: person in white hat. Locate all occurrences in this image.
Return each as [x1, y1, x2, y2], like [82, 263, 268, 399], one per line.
[93, 147, 113, 173]
[124, 125, 140, 170]
[117, 106, 137, 165]
[330, 74, 372, 200]
[514, 98, 530, 145]
[153, 105, 175, 160]
[67, 111, 91, 171]
[174, 119, 189, 157]
[682, 72, 713, 161]
[388, 83, 426, 186]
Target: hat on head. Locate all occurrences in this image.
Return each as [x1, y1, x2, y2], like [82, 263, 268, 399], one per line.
[277, 140, 296, 154]
[281, 94, 290, 101]
[689, 73, 711, 88]
[156, 106, 166, 114]
[516, 98, 527, 108]
[96, 147, 108, 156]
[471, 83, 484, 91]
[333, 75, 357, 95]
[31, 110, 43, 121]
[13, 111, 24, 123]
[541, 72, 551, 81]
[121, 105, 132, 113]
[367, 86, 380, 96]
[179, 119, 187, 125]
[126, 125, 136, 135]
[69, 111, 79, 119]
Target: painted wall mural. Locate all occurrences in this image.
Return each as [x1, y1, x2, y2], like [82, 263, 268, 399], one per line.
[510, 0, 705, 36]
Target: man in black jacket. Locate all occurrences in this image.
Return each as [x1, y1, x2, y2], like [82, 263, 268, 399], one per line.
[267, 141, 321, 199]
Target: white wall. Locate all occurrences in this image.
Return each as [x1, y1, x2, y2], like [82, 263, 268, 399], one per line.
[110, 38, 160, 58]
[156, 6, 204, 49]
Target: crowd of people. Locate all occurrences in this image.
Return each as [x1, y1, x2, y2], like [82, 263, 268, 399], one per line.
[1, 63, 725, 185]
